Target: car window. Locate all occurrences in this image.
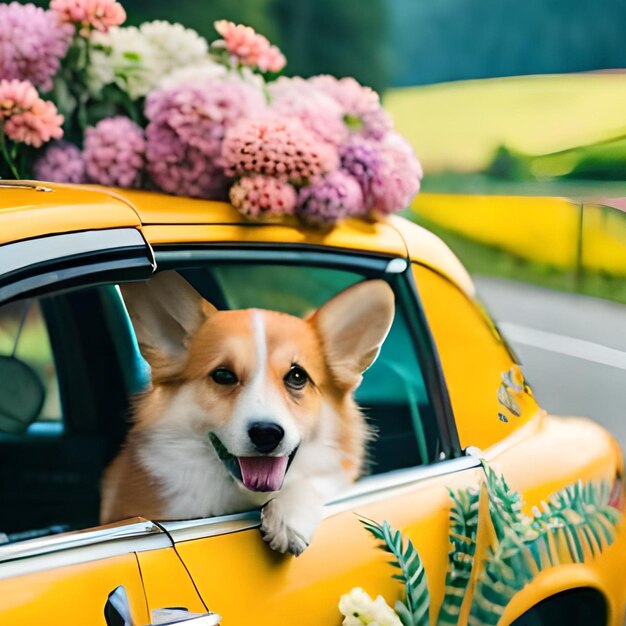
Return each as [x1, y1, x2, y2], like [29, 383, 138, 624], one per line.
[0, 299, 61, 425]
[181, 263, 439, 472]
[0, 259, 441, 543]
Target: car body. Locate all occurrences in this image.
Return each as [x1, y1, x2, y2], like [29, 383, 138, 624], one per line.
[0, 181, 624, 626]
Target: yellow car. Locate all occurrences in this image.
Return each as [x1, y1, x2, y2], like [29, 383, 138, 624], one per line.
[0, 181, 623, 626]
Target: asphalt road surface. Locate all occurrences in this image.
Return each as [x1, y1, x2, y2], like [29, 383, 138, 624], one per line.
[475, 276, 626, 453]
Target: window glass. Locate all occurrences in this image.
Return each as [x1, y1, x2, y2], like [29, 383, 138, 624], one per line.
[0, 300, 61, 423]
[182, 263, 439, 471]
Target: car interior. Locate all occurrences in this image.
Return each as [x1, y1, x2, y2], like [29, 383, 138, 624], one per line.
[0, 262, 440, 544]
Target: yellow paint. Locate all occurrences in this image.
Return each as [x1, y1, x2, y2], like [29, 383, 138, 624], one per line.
[413, 263, 541, 451]
[137, 548, 207, 615]
[0, 554, 149, 626]
[0, 182, 141, 244]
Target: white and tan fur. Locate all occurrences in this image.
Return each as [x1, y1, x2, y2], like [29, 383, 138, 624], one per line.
[101, 271, 394, 555]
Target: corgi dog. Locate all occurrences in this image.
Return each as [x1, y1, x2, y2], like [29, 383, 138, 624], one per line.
[101, 271, 394, 555]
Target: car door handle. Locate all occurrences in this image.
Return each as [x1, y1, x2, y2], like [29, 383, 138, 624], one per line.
[151, 608, 221, 625]
[105, 586, 221, 626]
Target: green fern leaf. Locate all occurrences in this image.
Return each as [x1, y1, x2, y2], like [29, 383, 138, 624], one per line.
[360, 518, 430, 626]
[469, 475, 621, 626]
[438, 486, 480, 626]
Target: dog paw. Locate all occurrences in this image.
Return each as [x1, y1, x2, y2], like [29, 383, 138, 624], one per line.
[260, 499, 312, 556]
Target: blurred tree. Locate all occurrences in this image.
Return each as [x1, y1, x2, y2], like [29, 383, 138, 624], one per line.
[122, 0, 280, 45]
[273, 0, 390, 91]
[390, 0, 626, 86]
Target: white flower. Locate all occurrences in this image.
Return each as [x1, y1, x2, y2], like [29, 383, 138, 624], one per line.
[158, 59, 227, 89]
[87, 21, 210, 100]
[339, 588, 402, 626]
[139, 20, 208, 77]
[89, 26, 159, 99]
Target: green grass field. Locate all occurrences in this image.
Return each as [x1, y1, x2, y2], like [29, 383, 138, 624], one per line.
[385, 73, 626, 175]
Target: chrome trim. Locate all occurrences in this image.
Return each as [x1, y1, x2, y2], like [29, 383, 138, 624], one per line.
[0, 181, 53, 192]
[0, 518, 167, 570]
[160, 511, 260, 543]
[163, 456, 482, 543]
[325, 455, 481, 513]
[0, 532, 170, 580]
[0, 228, 147, 277]
[385, 258, 408, 274]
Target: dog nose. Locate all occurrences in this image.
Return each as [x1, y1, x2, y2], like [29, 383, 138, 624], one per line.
[248, 422, 285, 453]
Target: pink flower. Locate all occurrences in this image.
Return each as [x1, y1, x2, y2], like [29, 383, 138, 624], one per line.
[50, 0, 126, 34]
[0, 3, 73, 92]
[221, 115, 339, 185]
[269, 77, 348, 146]
[83, 116, 145, 188]
[0, 79, 63, 148]
[213, 20, 285, 73]
[369, 134, 423, 214]
[310, 75, 392, 140]
[297, 170, 364, 225]
[229, 175, 297, 219]
[34, 141, 86, 183]
[0, 79, 40, 116]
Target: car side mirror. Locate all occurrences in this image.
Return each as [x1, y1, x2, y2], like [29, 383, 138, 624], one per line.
[0, 355, 45, 435]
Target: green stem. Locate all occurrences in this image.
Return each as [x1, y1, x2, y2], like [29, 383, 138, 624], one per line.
[0, 130, 20, 179]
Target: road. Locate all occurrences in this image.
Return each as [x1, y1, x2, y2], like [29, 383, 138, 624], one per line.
[474, 276, 626, 452]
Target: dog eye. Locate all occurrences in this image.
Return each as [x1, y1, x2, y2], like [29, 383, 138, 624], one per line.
[211, 368, 238, 385]
[284, 366, 308, 390]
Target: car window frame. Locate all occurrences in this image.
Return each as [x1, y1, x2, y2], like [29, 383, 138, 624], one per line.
[0, 228, 155, 306]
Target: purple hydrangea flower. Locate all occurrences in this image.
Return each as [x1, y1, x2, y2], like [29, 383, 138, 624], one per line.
[145, 122, 227, 199]
[340, 134, 422, 214]
[339, 135, 382, 200]
[297, 170, 364, 225]
[34, 141, 86, 183]
[144, 78, 265, 198]
[83, 116, 145, 188]
[0, 2, 73, 92]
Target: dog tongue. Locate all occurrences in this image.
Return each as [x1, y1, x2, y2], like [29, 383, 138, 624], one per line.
[237, 456, 289, 492]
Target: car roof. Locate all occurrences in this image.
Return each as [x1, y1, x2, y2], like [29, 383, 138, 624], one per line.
[0, 181, 474, 296]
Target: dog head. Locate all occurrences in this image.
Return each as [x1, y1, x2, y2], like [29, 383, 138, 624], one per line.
[121, 271, 395, 494]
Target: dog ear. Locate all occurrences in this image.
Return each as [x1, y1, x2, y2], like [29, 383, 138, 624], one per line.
[311, 280, 395, 390]
[120, 271, 217, 381]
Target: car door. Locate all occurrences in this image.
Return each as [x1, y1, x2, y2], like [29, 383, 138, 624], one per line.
[135, 251, 484, 625]
[0, 519, 160, 625]
[0, 225, 159, 625]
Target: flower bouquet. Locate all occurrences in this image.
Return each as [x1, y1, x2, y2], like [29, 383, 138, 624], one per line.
[0, 0, 422, 226]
